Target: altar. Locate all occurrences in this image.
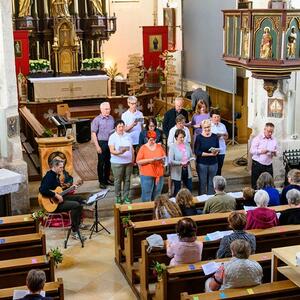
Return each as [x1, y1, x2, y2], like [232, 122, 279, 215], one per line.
[28, 75, 109, 102]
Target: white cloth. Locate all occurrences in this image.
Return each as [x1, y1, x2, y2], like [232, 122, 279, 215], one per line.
[108, 132, 133, 164]
[121, 109, 144, 145]
[211, 122, 227, 155]
[167, 126, 191, 147]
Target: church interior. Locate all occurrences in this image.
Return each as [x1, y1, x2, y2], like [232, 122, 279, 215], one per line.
[1, 0, 300, 299]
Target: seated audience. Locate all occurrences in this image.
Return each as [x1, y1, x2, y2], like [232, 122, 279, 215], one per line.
[242, 187, 256, 206]
[176, 188, 198, 216]
[281, 169, 300, 205]
[167, 114, 191, 147]
[168, 129, 194, 196]
[256, 172, 280, 206]
[139, 117, 163, 145]
[203, 176, 236, 214]
[153, 194, 182, 219]
[205, 239, 263, 292]
[136, 130, 166, 201]
[167, 217, 203, 266]
[216, 211, 256, 258]
[246, 190, 279, 229]
[279, 189, 300, 225]
[18, 269, 52, 300]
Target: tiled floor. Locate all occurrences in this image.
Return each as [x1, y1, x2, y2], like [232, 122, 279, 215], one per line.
[38, 144, 250, 299]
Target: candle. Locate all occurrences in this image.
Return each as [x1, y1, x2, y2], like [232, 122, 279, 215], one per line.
[80, 40, 83, 58]
[96, 40, 99, 54]
[74, 0, 79, 14]
[47, 41, 51, 69]
[91, 40, 94, 58]
[36, 41, 40, 59]
[44, 0, 49, 15]
[12, 0, 15, 15]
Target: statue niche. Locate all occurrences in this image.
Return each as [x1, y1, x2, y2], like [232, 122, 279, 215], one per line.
[53, 20, 79, 74]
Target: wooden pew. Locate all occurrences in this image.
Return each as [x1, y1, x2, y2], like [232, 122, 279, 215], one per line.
[114, 194, 248, 266]
[150, 252, 272, 300]
[0, 232, 46, 261]
[180, 280, 300, 300]
[136, 224, 300, 296]
[0, 215, 38, 237]
[123, 205, 289, 282]
[0, 255, 54, 289]
[0, 278, 64, 300]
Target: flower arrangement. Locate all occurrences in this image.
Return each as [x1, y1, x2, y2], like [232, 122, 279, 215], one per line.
[151, 261, 167, 281]
[81, 57, 104, 70]
[48, 247, 63, 267]
[31, 209, 45, 223]
[29, 59, 50, 72]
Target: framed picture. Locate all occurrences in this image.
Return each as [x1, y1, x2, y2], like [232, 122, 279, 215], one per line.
[163, 7, 176, 51]
[149, 35, 162, 52]
[14, 40, 22, 58]
[268, 98, 284, 118]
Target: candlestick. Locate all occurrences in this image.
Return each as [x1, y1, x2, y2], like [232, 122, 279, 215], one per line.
[44, 0, 49, 15]
[91, 40, 94, 58]
[47, 41, 51, 69]
[96, 40, 100, 55]
[12, 0, 15, 15]
[74, 0, 79, 14]
[36, 41, 40, 59]
[80, 40, 83, 58]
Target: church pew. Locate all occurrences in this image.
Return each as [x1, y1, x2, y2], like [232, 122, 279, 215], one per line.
[122, 205, 289, 281]
[180, 280, 300, 300]
[0, 214, 38, 237]
[132, 224, 300, 291]
[150, 252, 272, 300]
[0, 232, 46, 261]
[0, 255, 55, 289]
[0, 278, 64, 300]
[114, 194, 248, 265]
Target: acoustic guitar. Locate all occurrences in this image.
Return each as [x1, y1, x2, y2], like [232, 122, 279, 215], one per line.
[38, 180, 83, 212]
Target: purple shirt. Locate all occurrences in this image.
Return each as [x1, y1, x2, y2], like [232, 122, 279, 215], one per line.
[191, 113, 210, 136]
[250, 133, 278, 166]
[91, 114, 115, 141]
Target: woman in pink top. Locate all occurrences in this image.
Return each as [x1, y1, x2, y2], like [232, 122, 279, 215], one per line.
[167, 217, 203, 266]
[246, 190, 279, 230]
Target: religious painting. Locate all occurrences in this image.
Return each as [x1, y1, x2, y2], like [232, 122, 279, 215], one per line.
[163, 7, 176, 51]
[268, 98, 284, 118]
[14, 41, 22, 58]
[149, 35, 162, 52]
[286, 19, 300, 60]
[143, 26, 168, 69]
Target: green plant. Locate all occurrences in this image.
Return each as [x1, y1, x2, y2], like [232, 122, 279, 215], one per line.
[106, 63, 123, 79]
[121, 214, 131, 236]
[81, 57, 104, 70]
[48, 247, 63, 266]
[29, 59, 50, 72]
[151, 261, 167, 280]
[31, 209, 45, 223]
[42, 128, 54, 137]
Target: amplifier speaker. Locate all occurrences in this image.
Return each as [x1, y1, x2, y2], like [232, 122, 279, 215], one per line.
[76, 119, 91, 143]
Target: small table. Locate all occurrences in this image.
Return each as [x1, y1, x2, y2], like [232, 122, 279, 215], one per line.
[272, 245, 300, 285]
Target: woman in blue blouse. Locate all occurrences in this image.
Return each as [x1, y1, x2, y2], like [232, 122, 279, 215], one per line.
[256, 172, 280, 206]
[139, 117, 163, 145]
[194, 119, 219, 195]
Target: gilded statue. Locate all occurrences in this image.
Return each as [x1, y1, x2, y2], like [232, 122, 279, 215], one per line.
[51, 0, 72, 17]
[18, 0, 33, 17]
[260, 27, 272, 59]
[287, 26, 297, 59]
[90, 0, 103, 15]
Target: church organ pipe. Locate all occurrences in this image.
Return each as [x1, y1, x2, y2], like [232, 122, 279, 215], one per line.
[44, 0, 49, 16]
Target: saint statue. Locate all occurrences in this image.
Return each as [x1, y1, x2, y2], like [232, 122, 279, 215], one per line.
[260, 27, 272, 59]
[287, 26, 297, 59]
[51, 0, 72, 17]
[18, 0, 33, 17]
[90, 0, 103, 15]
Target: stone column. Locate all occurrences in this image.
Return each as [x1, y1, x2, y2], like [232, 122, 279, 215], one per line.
[0, 0, 29, 214]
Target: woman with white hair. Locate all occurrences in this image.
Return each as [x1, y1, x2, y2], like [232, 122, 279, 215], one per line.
[245, 190, 279, 230]
[279, 189, 300, 225]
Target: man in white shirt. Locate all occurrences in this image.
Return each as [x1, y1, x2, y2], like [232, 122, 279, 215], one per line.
[121, 96, 144, 149]
[167, 114, 191, 147]
[211, 109, 228, 175]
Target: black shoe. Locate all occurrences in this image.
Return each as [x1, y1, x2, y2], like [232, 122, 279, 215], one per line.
[99, 182, 107, 189]
[105, 179, 114, 186]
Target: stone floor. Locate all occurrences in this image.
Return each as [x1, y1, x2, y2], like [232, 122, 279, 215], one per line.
[33, 144, 250, 299]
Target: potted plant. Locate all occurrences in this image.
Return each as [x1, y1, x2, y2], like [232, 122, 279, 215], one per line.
[151, 261, 167, 281]
[81, 57, 106, 75]
[48, 247, 63, 267]
[29, 59, 53, 78]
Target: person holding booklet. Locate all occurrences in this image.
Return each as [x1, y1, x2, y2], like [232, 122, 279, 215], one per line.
[168, 129, 194, 196]
[194, 119, 220, 195]
[136, 130, 166, 201]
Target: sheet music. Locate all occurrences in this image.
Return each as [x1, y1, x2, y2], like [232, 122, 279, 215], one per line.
[202, 261, 222, 275]
[13, 290, 45, 299]
[169, 197, 176, 203]
[196, 194, 210, 202]
[206, 230, 233, 241]
[87, 189, 109, 205]
[227, 191, 243, 198]
[167, 233, 179, 244]
[243, 206, 257, 212]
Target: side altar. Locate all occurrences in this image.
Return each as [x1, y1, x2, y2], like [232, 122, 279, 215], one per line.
[28, 75, 109, 102]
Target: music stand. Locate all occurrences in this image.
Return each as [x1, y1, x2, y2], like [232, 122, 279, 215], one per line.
[86, 189, 111, 239]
